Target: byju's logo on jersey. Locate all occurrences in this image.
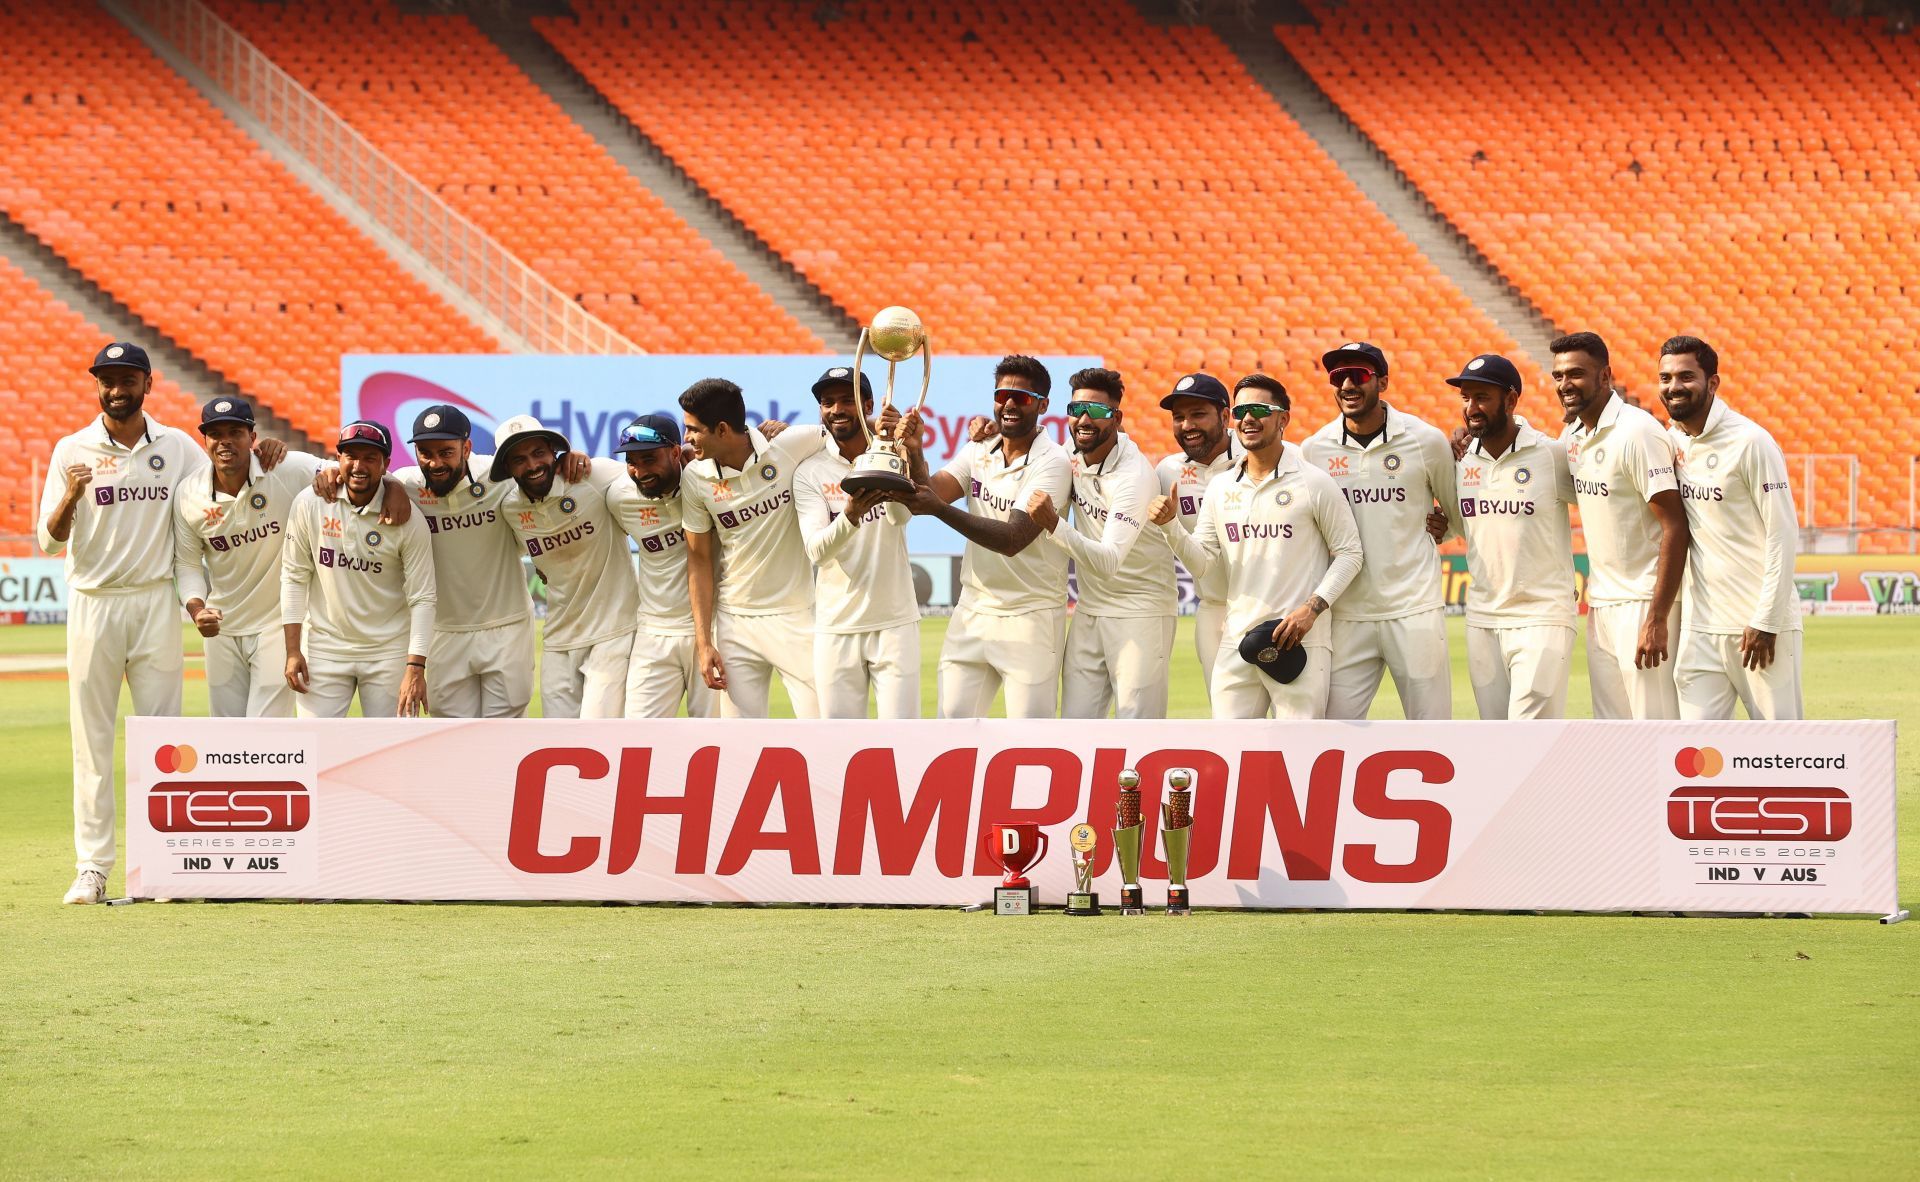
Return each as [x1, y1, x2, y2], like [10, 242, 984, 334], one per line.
[639, 530, 684, 554]
[1224, 522, 1292, 542]
[93, 484, 169, 507]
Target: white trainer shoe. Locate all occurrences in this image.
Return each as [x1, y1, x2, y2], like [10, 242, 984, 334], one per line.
[63, 870, 107, 905]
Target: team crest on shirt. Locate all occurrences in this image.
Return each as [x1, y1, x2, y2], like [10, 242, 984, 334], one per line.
[760, 463, 778, 482]
[1706, 454, 1720, 470]
[559, 496, 577, 514]
[148, 455, 166, 471]
[1275, 489, 1294, 506]
[249, 492, 267, 510]
[1383, 453, 1402, 472]
[1516, 467, 1533, 485]
[365, 530, 382, 547]
[1591, 447, 1607, 465]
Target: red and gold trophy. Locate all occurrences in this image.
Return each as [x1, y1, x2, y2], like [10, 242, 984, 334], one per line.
[1112, 769, 1146, 916]
[1162, 769, 1195, 916]
[988, 822, 1049, 916]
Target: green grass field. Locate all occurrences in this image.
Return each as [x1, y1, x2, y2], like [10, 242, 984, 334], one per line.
[2, 616, 1915, 1178]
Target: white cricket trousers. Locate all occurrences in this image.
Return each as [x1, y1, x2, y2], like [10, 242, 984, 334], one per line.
[1325, 608, 1452, 721]
[938, 604, 1065, 719]
[1675, 628, 1804, 721]
[716, 610, 819, 719]
[543, 633, 633, 719]
[1587, 600, 1681, 720]
[69, 583, 182, 874]
[1209, 639, 1332, 720]
[430, 619, 535, 718]
[1194, 599, 1226, 702]
[297, 651, 406, 719]
[626, 631, 718, 718]
[1061, 613, 1174, 719]
[205, 628, 292, 718]
[815, 621, 920, 719]
[1466, 623, 1575, 720]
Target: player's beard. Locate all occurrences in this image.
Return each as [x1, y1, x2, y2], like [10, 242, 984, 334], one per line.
[423, 463, 466, 498]
[1468, 407, 1510, 439]
[518, 466, 556, 501]
[1179, 422, 1224, 463]
[99, 387, 145, 423]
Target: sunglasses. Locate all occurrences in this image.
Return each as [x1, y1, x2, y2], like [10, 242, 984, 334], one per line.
[1230, 402, 1288, 420]
[1328, 367, 1377, 388]
[338, 423, 389, 447]
[620, 423, 668, 445]
[993, 387, 1042, 407]
[1064, 401, 1117, 420]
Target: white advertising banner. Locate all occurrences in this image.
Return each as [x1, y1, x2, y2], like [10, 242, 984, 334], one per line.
[125, 719, 1899, 914]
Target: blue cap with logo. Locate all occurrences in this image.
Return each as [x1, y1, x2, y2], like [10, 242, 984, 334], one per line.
[409, 404, 473, 443]
[1445, 353, 1523, 393]
[198, 397, 256, 432]
[810, 365, 875, 402]
[89, 341, 151, 375]
[1160, 373, 1231, 410]
[1322, 340, 1389, 377]
[1238, 620, 1310, 684]
[614, 413, 681, 454]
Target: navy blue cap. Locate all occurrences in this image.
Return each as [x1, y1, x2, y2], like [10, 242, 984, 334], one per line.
[89, 341, 151, 375]
[811, 365, 875, 402]
[337, 420, 394, 458]
[1238, 621, 1310, 684]
[409, 404, 472, 443]
[1160, 373, 1230, 410]
[197, 397, 255, 432]
[1322, 340, 1389, 377]
[1445, 354, 1524, 393]
[614, 413, 681, 454]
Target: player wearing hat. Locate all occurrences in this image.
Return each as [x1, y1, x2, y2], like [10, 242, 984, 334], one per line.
[1450, 354, 1579, 720]
[1148, 375, 1363, 719]
[1659, 336, 1802, 720]
[680, 378, 829, 718]
[1302, 342, 1461, 721]
[43, 343, 287, 903]
[606, 413, 717, 718]
[792, 367, 921, 718]
[1153, 373, 1241, 698]
[1553, 332, 1689, 719]
[1025, 367, 1177, 718]
[896, 355, 1073, 719]
[494, 414, 636, 719]
[173, 397, 330, 718]
[282, 421, 436, 719]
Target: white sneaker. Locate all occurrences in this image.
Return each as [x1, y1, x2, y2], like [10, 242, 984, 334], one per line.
[63, 870, 107, 905]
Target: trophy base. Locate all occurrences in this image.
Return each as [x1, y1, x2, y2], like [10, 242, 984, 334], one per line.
[1120, 884, 1145, 916]
[993, 886, 1035, 916]
[1167, 886, 1191, 916]
[842, 455, 914, 495]
[1065, 891, 1101, 916]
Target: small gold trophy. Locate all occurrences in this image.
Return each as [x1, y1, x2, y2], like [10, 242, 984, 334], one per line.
[1162, 769, 1194, 916]
[1065, 823, 1101, 916]
[841, 306, 931, 494]
[1112, 769, 1146, 916]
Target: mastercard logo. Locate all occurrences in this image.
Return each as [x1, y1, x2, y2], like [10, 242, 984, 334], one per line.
[155, 744, 199, 773]
[1674, 746, 1723, 777]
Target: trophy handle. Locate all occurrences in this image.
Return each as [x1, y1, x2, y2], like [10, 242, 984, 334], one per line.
[907, 331, 932, 417]
[851, 327, 877, 446]
[1029, 829, 1049, 877]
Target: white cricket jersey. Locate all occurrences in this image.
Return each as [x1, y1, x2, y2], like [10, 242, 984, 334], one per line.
[1161, 443, 1364, 649]
[501, 461, 638, 652]
[173, 451, 324, 636]
[606, 476, 695, 637]
[391, 455, 532, 632]
[939, 432, 1074, 615]
[1456, 418, 1578, 629]
[681, 426, 828, 617]
[1302, 406, 1461, 621]
[1667, 398, 1801, 635]
[1563, 394, 1680, 607]
[793, 446, 918, 634]
[39, 415, 209, 591]
[281, 488, 436, 659]
[1048, 433, 1176, 617]
[1154, 436, 1241, 606]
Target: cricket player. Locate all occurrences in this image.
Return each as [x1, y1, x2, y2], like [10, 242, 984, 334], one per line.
[173, 397, 326, 718]
[1149, 374, 1363, 719]
[792, 367, 920, 718]
[495, 415, 637, 719]
[898, 355, 1073, 719]
[1659, 336, 1803, 719]
[282, 421, 435, 718]
[384, 405, 541, 717]
[1153, 373, 1241, 696]
[1025, 367, 1176, 718]
[1302, 341, 1460, 720]
[1449, 354, 1579, 720]
[680, 378, 828, 718]
[606, 413, 716, 718]
[1554, 332, 1690, 719]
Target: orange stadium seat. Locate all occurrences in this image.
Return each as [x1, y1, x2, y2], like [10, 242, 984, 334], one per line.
[0, 259, 198, 554]
[534, 0, 1538, 458]
[0, 0, 497, 446]
[206, 0, 826, 356]
[1280, 0, 1919, 548]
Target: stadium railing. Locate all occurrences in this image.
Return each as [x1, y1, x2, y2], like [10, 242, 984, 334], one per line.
[115, 0, 641, 358]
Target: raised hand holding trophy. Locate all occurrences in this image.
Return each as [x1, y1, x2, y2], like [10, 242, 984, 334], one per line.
[841, 306, 932, 494]
[1065, 824, 1101, 916]
[1112, 769, 1146, 916]
[1162, 770, 1195, 916]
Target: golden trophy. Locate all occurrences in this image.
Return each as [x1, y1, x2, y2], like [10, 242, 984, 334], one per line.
[841, 306, 932, 494]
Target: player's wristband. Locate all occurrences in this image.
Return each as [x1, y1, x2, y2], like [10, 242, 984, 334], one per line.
[407, 660, 426, 669]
